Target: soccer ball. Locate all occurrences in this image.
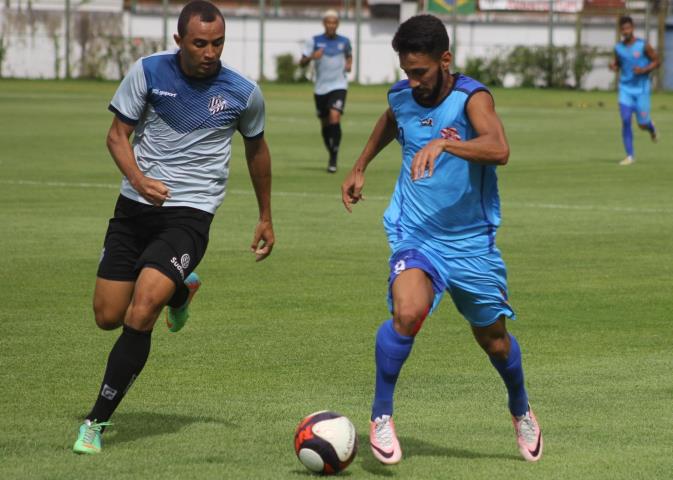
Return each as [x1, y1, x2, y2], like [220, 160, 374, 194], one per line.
[294, 411, 358, 475]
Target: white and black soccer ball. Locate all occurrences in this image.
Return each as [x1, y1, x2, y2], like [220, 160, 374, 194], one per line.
[294, 411, 358, 475]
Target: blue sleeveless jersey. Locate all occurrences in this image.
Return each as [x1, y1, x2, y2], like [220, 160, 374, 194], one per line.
[615, 38, 651, 93]
[384, 74, 500, 258]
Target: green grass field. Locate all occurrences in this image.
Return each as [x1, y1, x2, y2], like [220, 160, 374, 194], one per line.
[1, 79, 672, 479]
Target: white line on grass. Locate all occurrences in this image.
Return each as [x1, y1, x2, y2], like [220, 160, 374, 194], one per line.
[1, 179, 670, 215]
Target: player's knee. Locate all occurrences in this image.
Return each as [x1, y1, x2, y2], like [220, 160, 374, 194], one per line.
[480, 336, 509, 360]
[126, 293, 165, 325]
[93, 304, 123, 330]
[393, 304, 428, 336]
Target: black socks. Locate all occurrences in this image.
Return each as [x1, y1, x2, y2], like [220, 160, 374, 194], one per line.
[321, 123, 342, 166]
[87, 324, 152, 423]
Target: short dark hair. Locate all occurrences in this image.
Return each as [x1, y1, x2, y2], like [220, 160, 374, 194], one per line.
[619, 15, 633, 27]
[177, 0, 225, 37]
[392, 14, 450, 58]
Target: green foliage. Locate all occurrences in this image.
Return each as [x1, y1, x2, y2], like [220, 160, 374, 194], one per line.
[463, 55, 507, 87]
[465, 45, 602, 89]
[0, 35, 6, 78]
[275, 53, 296, 83]
[275, 53, 308, 83]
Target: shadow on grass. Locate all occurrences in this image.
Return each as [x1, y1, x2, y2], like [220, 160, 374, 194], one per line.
[90, 411, 238, 446]
[357, 433, 520, 476]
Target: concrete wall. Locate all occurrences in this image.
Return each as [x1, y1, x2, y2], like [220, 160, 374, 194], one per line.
[0, 6, 666, 90]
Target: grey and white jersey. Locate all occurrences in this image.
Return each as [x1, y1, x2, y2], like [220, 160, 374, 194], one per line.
[303, 34, 352, 95]
[109, 50, 265, 214]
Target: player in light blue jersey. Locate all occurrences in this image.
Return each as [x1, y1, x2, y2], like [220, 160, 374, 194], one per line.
[300, 9, 352, 173]
[73, 1, 274, 455]
[610, 15, 660, 166]
[341, 15, 542, 464]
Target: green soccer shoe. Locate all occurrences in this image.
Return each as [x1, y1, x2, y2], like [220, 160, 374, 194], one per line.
[73, 419, 112, 455]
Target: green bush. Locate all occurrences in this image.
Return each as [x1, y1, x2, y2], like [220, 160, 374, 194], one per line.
[275, 53, 296, 83]
[464, 45, 602, 89]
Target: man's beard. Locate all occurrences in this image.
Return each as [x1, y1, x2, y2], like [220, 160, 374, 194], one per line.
[414, 69, 445, 106]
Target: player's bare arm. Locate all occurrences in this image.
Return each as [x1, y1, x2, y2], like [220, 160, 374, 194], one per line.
[410, 92, 509, 181]
[106, 116, 170, 206]
[345, 55, 353, 73]
[341, 108, 397, 212]
[634, 43, 660, 74]
[609, 53, 620, 72]
[244, 136, 275, 261]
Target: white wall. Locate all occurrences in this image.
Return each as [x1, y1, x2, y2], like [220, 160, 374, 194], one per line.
[0, 7, 643, 89]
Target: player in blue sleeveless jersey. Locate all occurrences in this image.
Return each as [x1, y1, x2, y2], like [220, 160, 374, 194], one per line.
[609, 15, 660, 166]
[73, 1, 274, 454]
[341, 15, 542, 464]
[300, 9, 352, 173]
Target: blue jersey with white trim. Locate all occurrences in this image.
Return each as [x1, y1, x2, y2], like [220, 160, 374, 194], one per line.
[303, 34, 352, 94]
[615, 38, 651, 93]
[109, 50, 265, 214]
[384, 74, 501, 257]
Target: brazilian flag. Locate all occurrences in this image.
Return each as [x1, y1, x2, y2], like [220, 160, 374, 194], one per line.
[427, 0, 477, 14]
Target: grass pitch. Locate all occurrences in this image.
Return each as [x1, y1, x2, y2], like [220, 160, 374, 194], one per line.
[0, 79, 672, 479]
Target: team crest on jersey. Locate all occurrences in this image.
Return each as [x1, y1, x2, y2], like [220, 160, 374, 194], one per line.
[208, 95, 227, 115]
[440, 127, 461, 141]
[420, 118, 433, 127]
[633, 51, 641, 58]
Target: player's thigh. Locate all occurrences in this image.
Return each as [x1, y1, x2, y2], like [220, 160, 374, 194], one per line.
[387, 249, 446, 323]
[93, 278, 135, 328]
[328, 90, 347, 117]
[446, 250, 515, 328]
[314, 93, 330, 119]
[124, 266, 177, 331]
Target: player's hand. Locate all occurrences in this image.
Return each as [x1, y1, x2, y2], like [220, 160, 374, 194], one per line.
[633, 66, 645, 74]
[341, 168, 366, 213]
[313, 48, 325, 60]
[133, 176, 171, 206]
[411, 139, 446, 181]
[250, 219, 274, 262]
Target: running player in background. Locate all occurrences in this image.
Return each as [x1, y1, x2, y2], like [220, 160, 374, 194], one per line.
[300, 9, 352, 173]
[73, 0, 274, 454]
[341, 14, 542, 465]
[610, 15, 659, 166]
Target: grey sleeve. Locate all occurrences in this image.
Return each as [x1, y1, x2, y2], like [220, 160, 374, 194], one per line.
[301, 38, 314, 58]
[108, 58, 147, 124]
[238, 85, 265, 139]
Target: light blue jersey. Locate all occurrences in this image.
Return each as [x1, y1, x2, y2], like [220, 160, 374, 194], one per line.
[383, 74, 514, 327]
[384, 74, 500, 258]
[615, 38, 651, 94]
[303, 34, 352, 95]
[109, 50, 265, 214]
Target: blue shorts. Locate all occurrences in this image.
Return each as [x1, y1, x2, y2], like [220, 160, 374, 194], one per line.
[387, 247, 515, 328]
[619, 88, 651, 125]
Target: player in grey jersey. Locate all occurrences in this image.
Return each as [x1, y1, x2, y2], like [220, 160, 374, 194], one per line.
[300, 9, 352, 173]
[73, 0, 274, 454]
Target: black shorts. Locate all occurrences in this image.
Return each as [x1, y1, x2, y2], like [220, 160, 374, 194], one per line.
[314, 89, 347, 118]
[97, 195, 213, 287]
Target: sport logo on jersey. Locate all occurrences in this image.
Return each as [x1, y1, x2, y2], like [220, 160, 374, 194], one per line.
[440, 127, 461, 141]
[420, 118, 433, 127]
[208, 95, 227, 115]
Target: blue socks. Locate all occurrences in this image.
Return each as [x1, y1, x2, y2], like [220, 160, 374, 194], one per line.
[490, 334, 529, 417]
[620, 104, 634, 157]
[371, 319, 414, 420]
[371, 321, 530, 420]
